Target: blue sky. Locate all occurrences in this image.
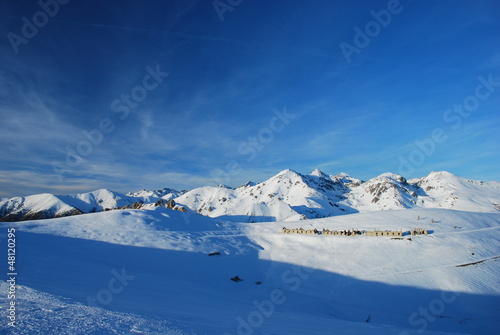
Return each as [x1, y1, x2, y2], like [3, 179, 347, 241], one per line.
[0, 0, 499, 197]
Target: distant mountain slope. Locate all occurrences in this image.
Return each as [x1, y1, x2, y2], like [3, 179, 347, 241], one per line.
[410, 171, 500, 212]
[175, 169, 360, 222]
[0, 189, 138, 222]
[1, 169, 499, 222]
[126, 188, 185, 202]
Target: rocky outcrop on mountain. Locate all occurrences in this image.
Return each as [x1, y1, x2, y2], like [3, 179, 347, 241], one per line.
[0, 207, 84, 222]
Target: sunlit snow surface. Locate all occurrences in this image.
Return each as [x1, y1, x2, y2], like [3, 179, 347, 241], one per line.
[1, 207, 499, 334]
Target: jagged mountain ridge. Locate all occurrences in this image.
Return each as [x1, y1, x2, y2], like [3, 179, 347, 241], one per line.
[1, 169, 499, 222]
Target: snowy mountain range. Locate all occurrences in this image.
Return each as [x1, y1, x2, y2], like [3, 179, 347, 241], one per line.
[1, 169, 499, 222]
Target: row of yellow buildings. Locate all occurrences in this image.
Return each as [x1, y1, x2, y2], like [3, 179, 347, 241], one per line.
[280, 227, 428, 237]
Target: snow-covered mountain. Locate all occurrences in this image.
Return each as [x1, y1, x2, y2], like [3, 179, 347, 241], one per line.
[1, 169, 499, 222]
[0, 189, 132, 222]
[410, 171, 500, 212]
[0, 188, 185, 222]
[175, 169, 500, 222]
[175, 169, 357, 222]
[126, 187, 185, 202]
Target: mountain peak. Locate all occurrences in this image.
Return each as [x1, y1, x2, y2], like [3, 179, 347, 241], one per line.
[276, 169, 302, 178]
[426, 171, 457, 179]
[216, 184, 232, 189]
[309, 169, 329, 179]
[332, 172, 354, 180]
[373, 173, 407, 183]
[330, 172, 362, 185]
[237, 181, 256, 189]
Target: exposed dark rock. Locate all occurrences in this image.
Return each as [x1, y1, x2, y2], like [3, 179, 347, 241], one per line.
[174, 205, 187, 212]
[0, 208, 84, 222]
[166, 199, 176, 209]
[154, 199, 165, 207]
[132, 202, 143, 209]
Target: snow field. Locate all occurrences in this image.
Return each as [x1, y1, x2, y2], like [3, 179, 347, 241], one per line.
[0, 207, 498, 334]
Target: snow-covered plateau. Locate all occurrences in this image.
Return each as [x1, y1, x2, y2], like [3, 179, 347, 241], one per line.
[0, 169, 499, 334]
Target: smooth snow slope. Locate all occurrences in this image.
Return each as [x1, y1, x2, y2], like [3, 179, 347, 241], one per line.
[1, 208, 499, 334]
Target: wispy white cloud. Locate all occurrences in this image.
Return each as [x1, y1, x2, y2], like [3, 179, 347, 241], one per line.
[316, 160, 341, 171]
[0, 170, 109, 198]
[138, 110, 154, 141]
[0, 88, 83, 168]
